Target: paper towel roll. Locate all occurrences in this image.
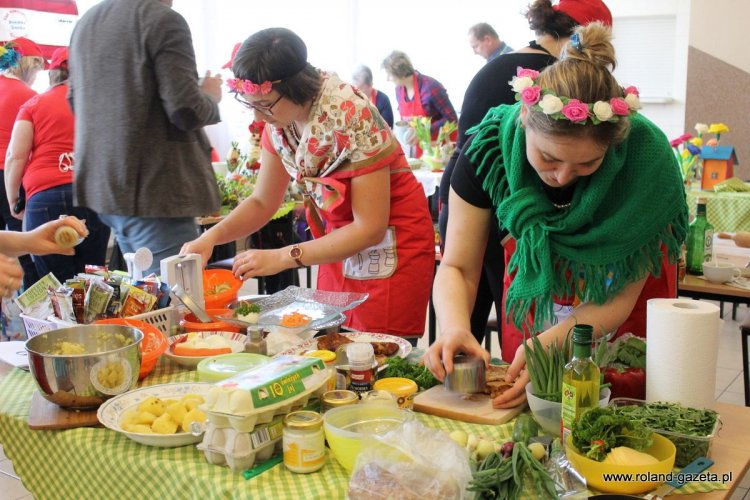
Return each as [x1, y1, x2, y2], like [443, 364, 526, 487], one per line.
[646, 299, 720, 408]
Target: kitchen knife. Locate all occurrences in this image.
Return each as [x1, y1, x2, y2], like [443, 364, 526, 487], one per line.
[647, 456, 714, 499]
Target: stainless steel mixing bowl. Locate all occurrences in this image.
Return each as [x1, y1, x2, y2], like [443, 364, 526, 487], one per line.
[25, 325, 143, 409]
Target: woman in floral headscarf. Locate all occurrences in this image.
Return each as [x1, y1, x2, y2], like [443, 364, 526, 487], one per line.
[182, 28, 434, 342]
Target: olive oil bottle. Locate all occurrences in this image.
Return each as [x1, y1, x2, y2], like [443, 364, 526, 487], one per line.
[561, 324, 600, 442]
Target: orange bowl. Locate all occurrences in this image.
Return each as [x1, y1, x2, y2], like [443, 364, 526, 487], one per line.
[94, 318, 168, 379]
[203, 269, 242, 309]
[180, 308, 241, 333]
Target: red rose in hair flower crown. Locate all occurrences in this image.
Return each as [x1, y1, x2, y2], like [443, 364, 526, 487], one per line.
[510, 67, 641, 125]
[227, 78, 275, 96]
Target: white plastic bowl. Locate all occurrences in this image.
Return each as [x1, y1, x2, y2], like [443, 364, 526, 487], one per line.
[525, 382, 610, 436]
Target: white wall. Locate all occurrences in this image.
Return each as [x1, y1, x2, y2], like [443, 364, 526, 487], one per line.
[69, 0, 692, 153]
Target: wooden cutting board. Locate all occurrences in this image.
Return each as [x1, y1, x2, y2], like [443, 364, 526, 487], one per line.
[27, 391, 101, 430]
[413, 385, 526, 425]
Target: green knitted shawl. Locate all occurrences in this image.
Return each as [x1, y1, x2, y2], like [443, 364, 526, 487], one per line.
[465, 104, 688, 331]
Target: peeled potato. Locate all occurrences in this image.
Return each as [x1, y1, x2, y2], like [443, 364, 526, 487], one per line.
[182, 395, 204, 411]
[152, 413, 178, 435]
[54, 225, 80, 248]
[181, 408, 206, 432]
[165, 401, 188, 424]
[137, 397, 165, 417]
[133, 411, 157, 426]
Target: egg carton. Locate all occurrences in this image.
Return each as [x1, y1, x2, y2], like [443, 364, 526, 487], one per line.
[198, 417, 284, 472]
[202, 370, 329, 432]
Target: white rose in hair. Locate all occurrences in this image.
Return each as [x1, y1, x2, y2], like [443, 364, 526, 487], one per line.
[510, 76, 534, 93]
[624, 93, 641, 110]
[539, 94, 564, 115]
[593, 101, 613, 121]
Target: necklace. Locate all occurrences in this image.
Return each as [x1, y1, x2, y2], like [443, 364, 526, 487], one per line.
[552, 201, 572, 210]
[289, 122, 302, 143]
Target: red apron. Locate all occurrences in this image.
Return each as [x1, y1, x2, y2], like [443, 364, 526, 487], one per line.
[398, 74, 430, 158]
[498, 238, 677, 362]
[316, 156, 434, 338]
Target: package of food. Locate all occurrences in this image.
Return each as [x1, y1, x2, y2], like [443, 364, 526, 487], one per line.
[84, 279, 114, 323]
[198, 417, 284, 471]
[348, 420, 472, 500]
[105, 279, 122, 318]
[15, 273, 63, 316]
[202, 355, 329, 432]
[65, 279, 86, 324]
[120, 285, 157, 318]
[48, 287, 76, 323]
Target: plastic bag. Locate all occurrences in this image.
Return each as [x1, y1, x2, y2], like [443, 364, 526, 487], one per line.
[348, 419, 472, 500]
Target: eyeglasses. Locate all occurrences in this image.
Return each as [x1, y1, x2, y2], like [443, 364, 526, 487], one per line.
[233, 92, 284, 116]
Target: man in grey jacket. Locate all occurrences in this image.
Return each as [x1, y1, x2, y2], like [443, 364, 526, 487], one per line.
[68, 0, 222, 274]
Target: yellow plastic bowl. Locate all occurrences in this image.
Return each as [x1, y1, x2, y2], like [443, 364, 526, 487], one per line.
[565, 433, 676, 494]
[323, 404, 414, 473]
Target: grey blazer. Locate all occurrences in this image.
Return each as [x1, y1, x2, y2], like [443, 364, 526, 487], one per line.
[68, 0, 221, 217]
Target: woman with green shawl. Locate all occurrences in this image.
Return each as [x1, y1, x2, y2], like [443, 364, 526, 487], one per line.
[425, 23, 688, 408]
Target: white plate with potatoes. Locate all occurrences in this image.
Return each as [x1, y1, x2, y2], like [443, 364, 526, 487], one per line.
[97, 382, 211, 447]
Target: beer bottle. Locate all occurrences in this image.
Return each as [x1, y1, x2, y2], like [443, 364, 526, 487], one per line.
[685, 197, 714, 275]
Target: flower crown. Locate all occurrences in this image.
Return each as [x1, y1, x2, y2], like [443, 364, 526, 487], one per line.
[227, 78, 280, 96]
[0, 44, 21, 71]
[510, 67, 641, 125]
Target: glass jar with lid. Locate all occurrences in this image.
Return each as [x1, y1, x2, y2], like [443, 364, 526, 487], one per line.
[282, 410, 325, 473]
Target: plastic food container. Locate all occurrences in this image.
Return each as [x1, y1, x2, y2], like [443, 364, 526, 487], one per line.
[201, 356, 330, 432]
[203, 269, 242, 309]
[196, 353, 270, 383]
[304, 350, 336, 365]
[525, 383, 610, 436]
[198, 417, 284, 471]
[373, 378, 418, 409]
[608, 398, 720, 467]
[94, 318, 168, 380]
[180, 308, 241, 333]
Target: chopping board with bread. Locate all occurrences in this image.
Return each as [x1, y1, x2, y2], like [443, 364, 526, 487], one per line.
[413, 362, 526, 425]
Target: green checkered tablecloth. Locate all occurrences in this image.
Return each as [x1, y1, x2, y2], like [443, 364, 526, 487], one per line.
[0, 358, 728, 499]
[687, 188, 750, 232]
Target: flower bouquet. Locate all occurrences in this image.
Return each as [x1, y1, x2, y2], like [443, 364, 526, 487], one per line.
[410, 117, 457, 171]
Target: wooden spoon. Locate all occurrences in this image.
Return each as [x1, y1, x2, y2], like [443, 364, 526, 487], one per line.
[717, 232, 750, 248]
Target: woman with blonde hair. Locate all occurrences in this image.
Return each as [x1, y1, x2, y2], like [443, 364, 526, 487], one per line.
[425, 22, 688, 407]
[0, 37, 45, 289]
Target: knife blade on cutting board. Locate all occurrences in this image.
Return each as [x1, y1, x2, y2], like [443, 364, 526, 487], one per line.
[645, 456, 714, 499]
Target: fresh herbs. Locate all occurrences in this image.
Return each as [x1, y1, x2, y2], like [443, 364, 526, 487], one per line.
[382, 356, 440, 390]
[612, 402, 718, 466]
[234, 301, 260, 317]
[524, 332, 571, 402]
[468, 442, 557, 499]
[571, 406, 653, 461]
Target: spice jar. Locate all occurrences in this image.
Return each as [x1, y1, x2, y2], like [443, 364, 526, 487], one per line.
[321, 390, 358, 413]
[346, 343, 375, 396]
[282, 411, 325, 473]
[244, 326, 267, 355]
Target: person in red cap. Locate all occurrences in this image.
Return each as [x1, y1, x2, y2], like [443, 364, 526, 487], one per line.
[0, 36, 46, 290]
[4, 47, 110, 282]
[437, 0, 612, 349]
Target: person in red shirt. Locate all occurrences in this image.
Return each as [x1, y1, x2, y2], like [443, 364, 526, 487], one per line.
[0, 37, 44, 289]
[4, 48, 110, 281]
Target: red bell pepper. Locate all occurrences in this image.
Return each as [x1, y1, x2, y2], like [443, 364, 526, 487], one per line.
[603, 367, 646, 400]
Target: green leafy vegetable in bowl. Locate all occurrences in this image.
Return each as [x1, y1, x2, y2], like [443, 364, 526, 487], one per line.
[571, 406, 653, 461]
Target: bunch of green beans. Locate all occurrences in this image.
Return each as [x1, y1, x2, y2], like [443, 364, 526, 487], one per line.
[524, 332, 571, 403]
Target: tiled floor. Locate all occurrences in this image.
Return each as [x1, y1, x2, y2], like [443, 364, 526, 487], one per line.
[1, 291, 748, 499]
